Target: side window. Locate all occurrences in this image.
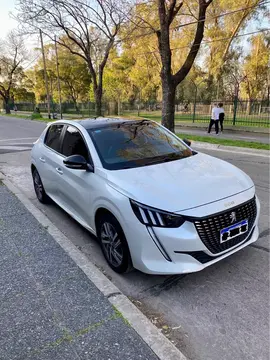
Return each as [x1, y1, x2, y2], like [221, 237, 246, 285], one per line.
[44, 124, 64, 152]
[61, 126, 89, 160]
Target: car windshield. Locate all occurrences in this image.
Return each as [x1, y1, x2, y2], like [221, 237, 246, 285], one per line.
[88, 120, 193, 170]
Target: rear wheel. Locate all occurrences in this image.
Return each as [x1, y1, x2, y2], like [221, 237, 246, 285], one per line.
[97, 213, 133, 274]
[32, 168, 49, 203]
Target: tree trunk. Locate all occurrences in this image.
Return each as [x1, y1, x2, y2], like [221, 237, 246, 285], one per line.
[95, 86, 102, 117]
[72, 97, 79, 113]
[246, 99, 252, 115]
[117, 98, 121, 116]
[4, 98, 11, 114]
[161, 78, 176, 132]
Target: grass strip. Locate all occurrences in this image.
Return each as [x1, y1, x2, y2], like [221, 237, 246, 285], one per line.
[177, 133, 269, 150]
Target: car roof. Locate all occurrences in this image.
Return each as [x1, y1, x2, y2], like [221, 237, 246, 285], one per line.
[76, 117, 150, 130]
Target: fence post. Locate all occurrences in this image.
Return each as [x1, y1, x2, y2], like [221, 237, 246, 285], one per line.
[193, 87, 197, 123]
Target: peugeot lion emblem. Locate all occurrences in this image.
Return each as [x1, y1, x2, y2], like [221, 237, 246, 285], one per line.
[230, 211, 236, 223]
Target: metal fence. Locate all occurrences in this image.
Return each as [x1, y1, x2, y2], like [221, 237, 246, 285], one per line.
[11, 102, 99, 117]
[11, 98, 270, 127]
[119, 99, 270, 127]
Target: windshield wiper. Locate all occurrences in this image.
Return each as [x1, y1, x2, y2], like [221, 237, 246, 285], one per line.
[146, 153, 182, 165]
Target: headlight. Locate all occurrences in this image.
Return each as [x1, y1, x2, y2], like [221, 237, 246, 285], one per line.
[130, 200, 185, 228]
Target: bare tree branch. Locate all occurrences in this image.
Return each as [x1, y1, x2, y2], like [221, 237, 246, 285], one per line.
[16, 0, 128, 115]
[167, 0, 183, 25]
[173, 0, 213, 84]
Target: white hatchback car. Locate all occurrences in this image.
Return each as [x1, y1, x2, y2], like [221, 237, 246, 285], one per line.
[31, 118, 260, 274]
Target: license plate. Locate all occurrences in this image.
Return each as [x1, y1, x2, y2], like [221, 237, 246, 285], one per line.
[220, 220, 248, 243]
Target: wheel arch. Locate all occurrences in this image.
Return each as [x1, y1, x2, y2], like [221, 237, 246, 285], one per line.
[31, 163, 37, 173]
[94, 206, 133, 272]
[95, 207, 121, 235]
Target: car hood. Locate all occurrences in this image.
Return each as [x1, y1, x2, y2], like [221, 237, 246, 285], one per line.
[101, 152, 254, 212]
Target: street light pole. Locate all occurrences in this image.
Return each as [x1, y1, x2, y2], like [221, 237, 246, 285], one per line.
[39, 29, 51, 119]
[54, 36, 62, 119]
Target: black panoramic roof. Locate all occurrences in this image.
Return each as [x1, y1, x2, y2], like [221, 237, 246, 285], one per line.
[77, 117, 150, 130]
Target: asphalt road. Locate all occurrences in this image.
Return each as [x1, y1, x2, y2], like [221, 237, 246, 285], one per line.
[0, 116, 269, 360]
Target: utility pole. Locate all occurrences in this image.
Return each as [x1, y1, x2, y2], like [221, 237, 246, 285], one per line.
[54, 35, 62, 119]
[39, 29, 51, 119]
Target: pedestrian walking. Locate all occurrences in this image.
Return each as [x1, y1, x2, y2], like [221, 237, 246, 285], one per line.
[208, 103, 220, 135]
[14, 105, 17, 113]
[218, 102, 225, 132]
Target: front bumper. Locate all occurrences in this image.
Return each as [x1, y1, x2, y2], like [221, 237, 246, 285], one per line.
[122, 194, 260, 275]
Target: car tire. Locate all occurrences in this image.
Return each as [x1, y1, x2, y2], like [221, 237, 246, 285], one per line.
[97, 213, 133, 274]
[32, 168, 49, 204]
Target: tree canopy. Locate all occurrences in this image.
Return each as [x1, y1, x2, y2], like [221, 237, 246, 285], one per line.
[1, 0, 267, 126]
[0, 32, 27, 113]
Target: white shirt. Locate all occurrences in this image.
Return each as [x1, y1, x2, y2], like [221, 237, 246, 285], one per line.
[219, 107, 225, 114]
[211, 106, 219, 120]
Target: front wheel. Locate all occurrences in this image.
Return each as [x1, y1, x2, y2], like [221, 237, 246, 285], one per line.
[32, 168, 49, 203]
[97, 214, 133, 274]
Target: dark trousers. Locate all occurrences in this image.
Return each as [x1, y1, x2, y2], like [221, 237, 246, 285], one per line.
[220, 119, 224, 131]
[219, 113, 224, 131]
[208, 119, 219, 134]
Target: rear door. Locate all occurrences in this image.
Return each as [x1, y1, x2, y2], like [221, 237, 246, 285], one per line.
[37, 123, 65, 199]
[57, 125, 96, 230]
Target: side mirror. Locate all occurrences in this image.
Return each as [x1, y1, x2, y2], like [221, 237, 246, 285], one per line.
[63, 155, 93, 172]
[183, 138, 191, 147]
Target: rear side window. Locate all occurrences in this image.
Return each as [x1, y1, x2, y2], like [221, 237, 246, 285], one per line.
[61, 126, 89, 160]
[44, 124, 64, 152]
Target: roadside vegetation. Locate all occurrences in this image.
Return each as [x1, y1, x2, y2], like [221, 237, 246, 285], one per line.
[177, 133, 269, 150]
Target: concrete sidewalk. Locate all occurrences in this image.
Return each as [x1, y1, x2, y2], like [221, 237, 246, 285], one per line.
[175, 125, 270, 144]
[0, 183, 159, 360]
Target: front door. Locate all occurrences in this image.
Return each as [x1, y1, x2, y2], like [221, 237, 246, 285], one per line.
[56, 125, 95, 231]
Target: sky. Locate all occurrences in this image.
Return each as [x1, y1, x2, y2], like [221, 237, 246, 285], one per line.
[0, 0, 18, 37]
[0, 0, 268, 61]
[0, 0, 43, 67]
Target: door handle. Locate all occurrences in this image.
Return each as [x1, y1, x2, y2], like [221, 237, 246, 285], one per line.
[39, 157, 46, 163]
[56, 167, 63, 175]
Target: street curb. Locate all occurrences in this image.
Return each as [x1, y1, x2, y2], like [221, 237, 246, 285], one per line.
[192, 141, 270, 157]
[1, 176, 187, 360]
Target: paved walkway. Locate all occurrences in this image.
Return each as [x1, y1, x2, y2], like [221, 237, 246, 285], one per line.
[0, 183, 158, 360]
[175, 125, 270, 144]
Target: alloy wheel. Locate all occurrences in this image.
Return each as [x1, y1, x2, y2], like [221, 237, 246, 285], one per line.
[33, 171, 43, 201]
[100, 222, 123, 267]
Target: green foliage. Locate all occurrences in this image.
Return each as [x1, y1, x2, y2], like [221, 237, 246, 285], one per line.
[11, 0, 267, 110]
[241, 34, 269, 100]
[103, 50, 135, 102]
[31, 113, 43, 120]
[27, 40, 91, 106]
[177, 133, 270, 150]
[13, 86, 35, 102]
[0, 32, 27, 112]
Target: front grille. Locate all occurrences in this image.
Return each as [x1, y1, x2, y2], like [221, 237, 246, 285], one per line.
[192, 197, 257, 254]
[174, 227, 255, 263]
